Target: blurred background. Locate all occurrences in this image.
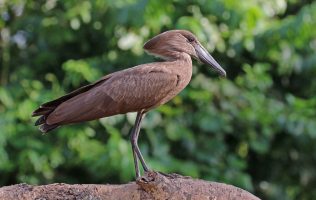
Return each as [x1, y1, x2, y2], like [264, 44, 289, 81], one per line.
[0, 0, 316, 199]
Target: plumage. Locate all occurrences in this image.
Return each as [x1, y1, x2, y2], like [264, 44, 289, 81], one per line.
[32, 30, 226, 178]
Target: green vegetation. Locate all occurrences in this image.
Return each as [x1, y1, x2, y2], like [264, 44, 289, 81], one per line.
[1, 0, 316, 199]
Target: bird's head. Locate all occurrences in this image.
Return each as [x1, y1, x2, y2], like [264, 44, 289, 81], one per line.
[144, 30, 226, 77]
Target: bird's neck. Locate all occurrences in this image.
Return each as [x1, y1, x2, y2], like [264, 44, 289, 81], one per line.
[172, 53, 192, 73]
[161, 51, 192, 65]
[177, 52, 192, 64]
[149, 49, 192, 63]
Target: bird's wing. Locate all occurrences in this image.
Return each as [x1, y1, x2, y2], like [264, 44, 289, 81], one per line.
[46, 65, 179, 125]
[32, 75, 111, 117]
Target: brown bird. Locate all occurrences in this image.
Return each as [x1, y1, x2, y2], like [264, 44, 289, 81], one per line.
[32, 30, 226, 178]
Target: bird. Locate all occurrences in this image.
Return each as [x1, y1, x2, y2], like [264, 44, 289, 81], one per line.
[32, 30, 226, 178]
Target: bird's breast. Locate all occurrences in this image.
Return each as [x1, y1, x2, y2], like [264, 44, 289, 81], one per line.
[174, 54, 193, 90]
[155, 57, 193, 107]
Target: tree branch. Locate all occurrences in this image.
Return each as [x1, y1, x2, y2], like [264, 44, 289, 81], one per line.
[0, 172, 260, 200]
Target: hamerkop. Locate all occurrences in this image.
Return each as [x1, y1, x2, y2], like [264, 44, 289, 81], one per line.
[32, 30, 226, 178]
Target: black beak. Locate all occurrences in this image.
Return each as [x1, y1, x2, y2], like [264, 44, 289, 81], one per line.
[195, 44, 226, 77]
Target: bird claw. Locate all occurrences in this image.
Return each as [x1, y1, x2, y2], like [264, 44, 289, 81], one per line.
[136, 171, 156, 183]
[136, 170, 188, 183]
[157, 171, 191, 179]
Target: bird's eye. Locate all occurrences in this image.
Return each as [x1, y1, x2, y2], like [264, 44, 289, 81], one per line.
[187, 37, 195, 43]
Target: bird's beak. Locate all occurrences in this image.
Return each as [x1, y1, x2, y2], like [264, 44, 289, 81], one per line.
[195, 44, 226, 77]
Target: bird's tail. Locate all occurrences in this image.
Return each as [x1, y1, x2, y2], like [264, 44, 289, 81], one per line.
[32, 106, 59, 133]
[39, 123, 59, 133]
[32, 75, 110, 133]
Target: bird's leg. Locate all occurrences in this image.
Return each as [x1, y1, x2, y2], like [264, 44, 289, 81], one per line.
[130, 125, 140, 178]
[130, 111, 150, 178]
[135, 113, 150, 172]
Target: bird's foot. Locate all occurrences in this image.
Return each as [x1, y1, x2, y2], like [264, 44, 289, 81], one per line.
[136, 171, 191, 184]
[157, 171, 191, 179]
[136, 170, 156, 183]
[136, 170, 192, 186]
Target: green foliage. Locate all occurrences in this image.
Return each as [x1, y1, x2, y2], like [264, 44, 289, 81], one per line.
[1, 0, 316, 199]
